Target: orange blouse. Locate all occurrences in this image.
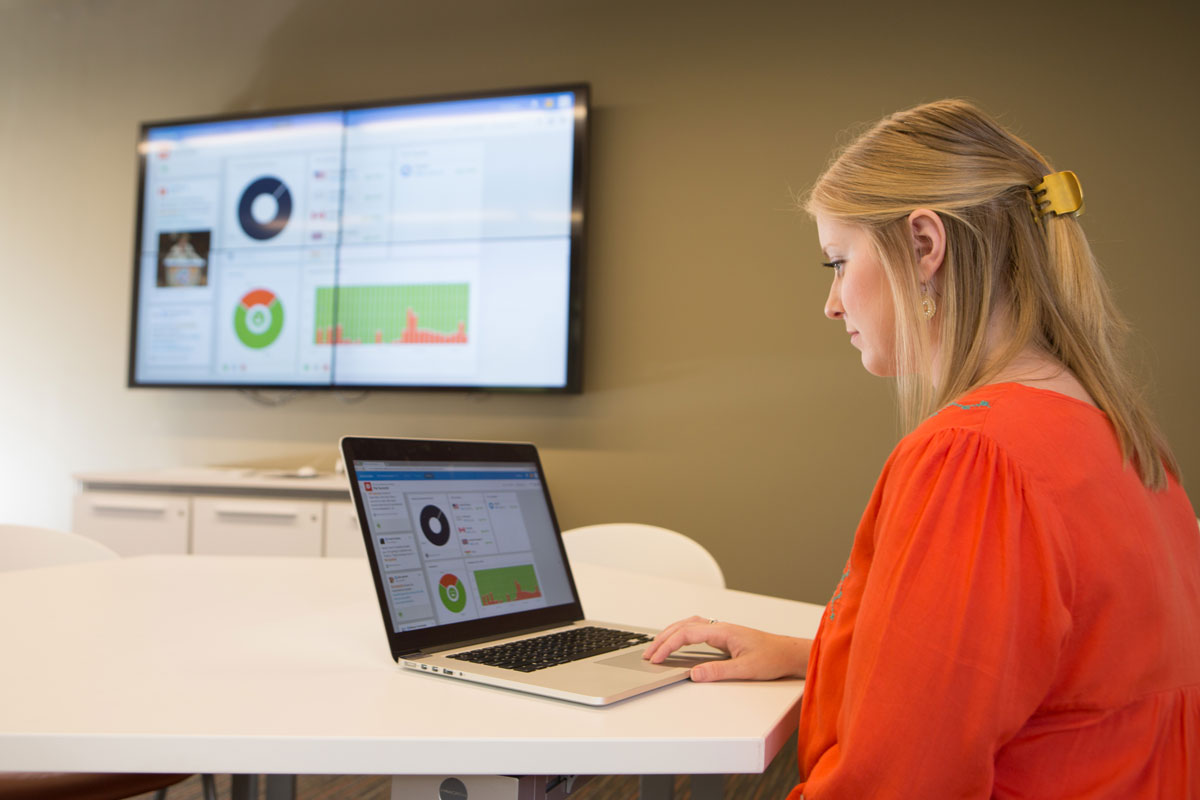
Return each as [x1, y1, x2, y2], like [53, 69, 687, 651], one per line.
[790, 383, 1200, 799]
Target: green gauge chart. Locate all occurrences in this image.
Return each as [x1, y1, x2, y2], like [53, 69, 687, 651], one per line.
[234, 288, 285, 349]
[438, 573, 468, 613]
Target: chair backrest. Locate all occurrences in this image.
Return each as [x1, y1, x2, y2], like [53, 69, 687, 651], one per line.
[0, 524, 119, 573]
[562, 523, 725, 588]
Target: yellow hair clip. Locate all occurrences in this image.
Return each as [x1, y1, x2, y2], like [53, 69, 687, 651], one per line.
[1030, 170, 1084, 221]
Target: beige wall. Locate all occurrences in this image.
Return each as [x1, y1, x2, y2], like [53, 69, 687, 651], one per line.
[1, 0, 1196, 605]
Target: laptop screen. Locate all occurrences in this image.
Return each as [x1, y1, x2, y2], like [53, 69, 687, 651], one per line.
[341, 438, 585, 657]
[355, 461, 577, 632]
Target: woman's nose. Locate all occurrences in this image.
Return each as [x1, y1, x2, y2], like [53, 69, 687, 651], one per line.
[824, 278, 843, 320]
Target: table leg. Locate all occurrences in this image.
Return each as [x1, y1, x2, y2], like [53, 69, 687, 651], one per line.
[230, 775, 258, 800]
[265, 774, 297, 800]
[639, 775, 674, 800]
[690, 774, 725, 800]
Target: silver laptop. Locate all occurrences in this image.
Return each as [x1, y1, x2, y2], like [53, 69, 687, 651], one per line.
[340, 436, 721, 705]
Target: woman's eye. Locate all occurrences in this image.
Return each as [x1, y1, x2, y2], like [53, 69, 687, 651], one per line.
[822, 260, 845, 276]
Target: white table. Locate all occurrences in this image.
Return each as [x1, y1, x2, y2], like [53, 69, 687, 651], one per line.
[0, 556, 822, 798]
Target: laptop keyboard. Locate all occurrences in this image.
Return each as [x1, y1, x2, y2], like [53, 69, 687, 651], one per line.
[448, 626, 653, 673]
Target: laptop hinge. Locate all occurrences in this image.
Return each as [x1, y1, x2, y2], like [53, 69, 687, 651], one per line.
[406, 620, 577, 657]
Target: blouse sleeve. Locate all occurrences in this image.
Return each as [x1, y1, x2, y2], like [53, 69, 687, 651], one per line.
[802, 427, 1073, 798]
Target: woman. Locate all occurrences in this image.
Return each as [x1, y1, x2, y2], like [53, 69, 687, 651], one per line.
[643, 100, 1199, 798]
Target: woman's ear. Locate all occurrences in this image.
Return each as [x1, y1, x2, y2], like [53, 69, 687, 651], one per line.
[908, 209, 946, 283]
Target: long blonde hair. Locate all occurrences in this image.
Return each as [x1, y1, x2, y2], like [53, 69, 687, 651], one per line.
[806, 99, 1178, 489]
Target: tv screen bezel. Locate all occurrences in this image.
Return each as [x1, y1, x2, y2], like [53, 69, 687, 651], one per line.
[127, 82, 589, 394]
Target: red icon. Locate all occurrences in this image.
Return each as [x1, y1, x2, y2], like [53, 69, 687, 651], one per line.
[364, 482, 372, 491]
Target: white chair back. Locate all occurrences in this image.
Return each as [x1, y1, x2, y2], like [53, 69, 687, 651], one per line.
[562, 523, 725, 588]
[0, 524, 119, 573]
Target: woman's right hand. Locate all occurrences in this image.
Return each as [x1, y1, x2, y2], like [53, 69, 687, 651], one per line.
[642, 615, 812, 682]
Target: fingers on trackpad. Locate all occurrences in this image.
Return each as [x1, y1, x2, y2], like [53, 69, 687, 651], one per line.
[597, 649, 726, 672]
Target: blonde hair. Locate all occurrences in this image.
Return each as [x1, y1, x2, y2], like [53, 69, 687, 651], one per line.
[806, 99, 1178, 489]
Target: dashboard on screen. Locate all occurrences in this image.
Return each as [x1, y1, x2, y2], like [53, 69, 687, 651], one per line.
[128, 84, 588, 392]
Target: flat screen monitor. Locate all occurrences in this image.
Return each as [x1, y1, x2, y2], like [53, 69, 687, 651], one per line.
[128, 84, 588, 392]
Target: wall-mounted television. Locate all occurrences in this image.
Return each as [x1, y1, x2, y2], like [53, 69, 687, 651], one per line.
[128, 84, 588, 392]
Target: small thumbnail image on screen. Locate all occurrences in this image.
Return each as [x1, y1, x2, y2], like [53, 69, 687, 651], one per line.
[156, 230, 211, 287]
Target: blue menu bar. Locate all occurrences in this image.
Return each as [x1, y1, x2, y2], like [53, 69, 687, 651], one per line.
[355, 470, 539, 482]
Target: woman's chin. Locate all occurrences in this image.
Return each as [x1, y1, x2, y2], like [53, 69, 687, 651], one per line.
[860, 352, 897, 378]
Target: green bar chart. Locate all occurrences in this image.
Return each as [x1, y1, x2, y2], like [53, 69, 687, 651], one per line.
[473, 564, 541, 607]
[314, 284, 469, 344]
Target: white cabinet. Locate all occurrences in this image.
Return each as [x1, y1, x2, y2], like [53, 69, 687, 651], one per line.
[192, 497, 324, 557]
[72, 491, 190, 556]
[323, 500, 365, 558]
[73, 469, 358, 559]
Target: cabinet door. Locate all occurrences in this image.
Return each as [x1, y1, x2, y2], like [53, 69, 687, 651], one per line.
[72, 491, 190, 556]
[324, 500, 365, 558]
[192, 497, 323, 557]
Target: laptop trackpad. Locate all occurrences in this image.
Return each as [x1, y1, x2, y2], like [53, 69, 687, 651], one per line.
[597, 649, 727, 672]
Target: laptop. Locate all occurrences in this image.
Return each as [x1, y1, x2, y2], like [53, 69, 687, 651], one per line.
[340, 436, 722, 705]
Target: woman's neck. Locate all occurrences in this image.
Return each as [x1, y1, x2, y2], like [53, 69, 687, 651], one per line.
[988, 346, 1097, 407]
[926, 310, 1098, 408]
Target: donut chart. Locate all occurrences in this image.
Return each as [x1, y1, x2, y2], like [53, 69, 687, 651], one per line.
[238, 176, 292, 240]
[234, 289, 284, 349]
[419, 504, 451, 547]
[438, 573, 467, 613]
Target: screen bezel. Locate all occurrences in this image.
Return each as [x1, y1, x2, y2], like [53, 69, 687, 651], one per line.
[127, 82, 589, 393]
[339, 436, 586, 660]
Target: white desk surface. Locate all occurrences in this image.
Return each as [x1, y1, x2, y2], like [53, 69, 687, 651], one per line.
[0, 556, 823, 776]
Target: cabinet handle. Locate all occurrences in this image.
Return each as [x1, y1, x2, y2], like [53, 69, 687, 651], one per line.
[90, 500, 169, 514]
[213, 506, 300, 519]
